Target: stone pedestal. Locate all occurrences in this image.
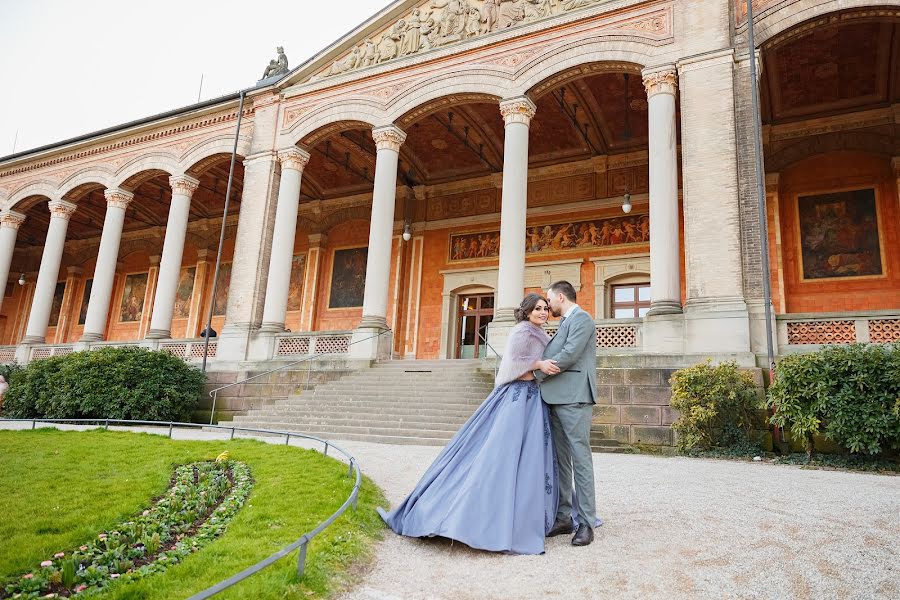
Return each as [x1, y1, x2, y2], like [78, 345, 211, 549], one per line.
[348, 326, 393, 361]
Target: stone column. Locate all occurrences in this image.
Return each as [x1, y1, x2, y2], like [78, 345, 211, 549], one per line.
[488, 96, 536, 349]
[678, 50, 750, 354]
[81, 189, 133, 341]
[0, 210, 26, 316]
[349, 125, 406, 360]
[300, 233, 327, 332]
[22, 200, 77, 344]
[643, 66, 682, 316]
[260, 147, 311, 333]
[146, 175, 199, 339]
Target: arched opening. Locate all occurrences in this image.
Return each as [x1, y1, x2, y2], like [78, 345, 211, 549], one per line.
[760, 9, 900, 326]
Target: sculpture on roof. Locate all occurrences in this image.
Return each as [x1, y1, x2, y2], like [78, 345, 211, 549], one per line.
[260, 46, 290, 80]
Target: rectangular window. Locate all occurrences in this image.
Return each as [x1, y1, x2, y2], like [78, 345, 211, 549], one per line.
[611, 283, 651, 318]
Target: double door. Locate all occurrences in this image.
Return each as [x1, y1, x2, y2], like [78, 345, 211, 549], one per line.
[456, 294, 494, 359]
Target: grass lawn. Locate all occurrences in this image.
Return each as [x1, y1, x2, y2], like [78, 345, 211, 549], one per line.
[0, 428, 386, 599]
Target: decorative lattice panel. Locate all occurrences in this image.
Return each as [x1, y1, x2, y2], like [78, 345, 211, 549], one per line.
[787, 320, 855, 345]
[161, 343, 188, 358]
[31, 348, 52, 360]
[277, 337, 311, 356]
[0, 347, 16, 363]
[190, 342, 216, 358]
[869, 319, 900, 344]
[314, 336, 350, 354]
[54, 346, 75, 357]
[597, 326, 637, 348]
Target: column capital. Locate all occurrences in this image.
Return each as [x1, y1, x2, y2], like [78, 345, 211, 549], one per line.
[0, 210, 26, 229]
[413, 185, 427, 202]
[66, 265, 84, 277]
[765, 172, 780, 194]
[591, 156, 609, 173]
[48, 199, 77, 220]
[103, 188, 134, 209]
[642, 66, 678, 97]
[892, 156, 900, 177]
[149, 255, 161, 267]
[169, 175, 200, 197]
[372, 125, 407, 152]
[499, 96, 537, 126]
[196, 248, 213, 261]
[277, 146, 311, 172]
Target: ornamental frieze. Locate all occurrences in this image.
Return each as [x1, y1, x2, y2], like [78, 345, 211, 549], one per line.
[318, 0, 613, 79]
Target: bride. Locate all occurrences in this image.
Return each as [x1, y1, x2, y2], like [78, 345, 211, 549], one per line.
[378, 293, 561, 554]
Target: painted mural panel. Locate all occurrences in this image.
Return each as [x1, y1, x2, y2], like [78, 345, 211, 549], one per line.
[78, 279, 93, 325]
[119, 274, 148, 323]
[797, 188, 882, 280]
[48, 282, 66, 326]
[449, 213, 650, 262]
[287, 255, 306, 312]
[213, 263, 232, 316]
[173, 267, 196, 319]
[328, 248, 367, 309]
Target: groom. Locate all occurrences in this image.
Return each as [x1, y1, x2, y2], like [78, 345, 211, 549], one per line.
[533, 280, 598, 546]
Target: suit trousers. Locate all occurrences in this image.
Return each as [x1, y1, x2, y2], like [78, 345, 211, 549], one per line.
[549, 402, 596, 527]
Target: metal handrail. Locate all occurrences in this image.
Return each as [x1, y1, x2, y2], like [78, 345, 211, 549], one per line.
[0, 417, 362, 597]
[207, 329, 390, 424]
[477, 332, 502, 380]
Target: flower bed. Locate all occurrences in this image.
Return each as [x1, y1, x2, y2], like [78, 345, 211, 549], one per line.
[3, 454, 252, 598]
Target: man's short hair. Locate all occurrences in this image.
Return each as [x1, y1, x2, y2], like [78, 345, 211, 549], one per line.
[548, 280, 577, 303]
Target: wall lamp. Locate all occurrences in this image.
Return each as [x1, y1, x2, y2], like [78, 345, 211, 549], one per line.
[622, 193, 632, 214]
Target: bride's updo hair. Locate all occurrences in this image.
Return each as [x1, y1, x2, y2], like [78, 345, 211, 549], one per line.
[514, 293, 547, 323]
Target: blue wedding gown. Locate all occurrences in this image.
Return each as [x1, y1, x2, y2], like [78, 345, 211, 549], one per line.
[377, 379, 559, 555]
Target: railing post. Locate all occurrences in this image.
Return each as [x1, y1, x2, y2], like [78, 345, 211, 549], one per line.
[230, 427, 235, 440]
[168, 422, 174, 439]
[296, 538, 308, 578]
[323, 442, 329, 457]
[31, 419, 36, 430]
[209, 390, 218, 426]
[285, 433, 291, 445]
[347, 458, 353, 478]
[104, 419, 109, 430]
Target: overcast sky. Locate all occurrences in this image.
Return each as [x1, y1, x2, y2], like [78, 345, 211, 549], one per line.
[0, 0, 391, 157]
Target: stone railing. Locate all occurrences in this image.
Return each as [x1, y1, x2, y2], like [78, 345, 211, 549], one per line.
[544, 318, 642, 351]
[777, 311, 900, 352]
[159, 339, 218, 361]
[274, 331, 353, 357]
[0, 346, 16, 364]
[30, 344, 76, 361]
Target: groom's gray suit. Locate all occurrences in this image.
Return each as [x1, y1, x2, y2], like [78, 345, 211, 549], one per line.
[534, 305, 597, 528]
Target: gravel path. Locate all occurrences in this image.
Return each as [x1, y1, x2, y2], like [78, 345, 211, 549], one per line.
[3, 422, 897, 599]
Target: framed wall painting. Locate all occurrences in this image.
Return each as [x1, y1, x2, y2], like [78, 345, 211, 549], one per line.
[287, 255, 306, 312]
[77, 279, 93, 325]
[328, 247, 367, 309]
[48, 281, 66, 326]
[213, 263, 232, 316]
[796, 187, 884, 281]
[119, 273, 148, 323]
[173, 267, 196, 319]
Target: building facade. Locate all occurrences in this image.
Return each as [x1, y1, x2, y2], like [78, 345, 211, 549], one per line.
[0, 0, 898, 370]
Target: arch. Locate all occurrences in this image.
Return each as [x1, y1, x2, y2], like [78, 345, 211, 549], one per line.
[320, 207, 372, 232]
[516, 38, 655, 97]
[748, 0, 900, 47]
[119, 238, 162, 259]
[58, 167, 116, 199]
[385, 72, 510, 124]
[766, 131, 898, 172]
[282, 100, 384, 147]
[180, 134, 252, 175]
[114, 153, 180, 190]
[7, 180, 60, 210]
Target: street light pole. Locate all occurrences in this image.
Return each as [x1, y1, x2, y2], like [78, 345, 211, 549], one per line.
[747, 0, 776, 376]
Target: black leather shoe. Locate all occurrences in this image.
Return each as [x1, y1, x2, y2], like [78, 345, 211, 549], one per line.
[571, 524, 594, 546]
[546, 518, 574, 537]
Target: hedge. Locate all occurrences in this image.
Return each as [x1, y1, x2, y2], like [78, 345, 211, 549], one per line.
[2, 347, 205, 422]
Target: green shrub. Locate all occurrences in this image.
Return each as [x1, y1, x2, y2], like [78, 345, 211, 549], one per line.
[669, 360, 762, 451]
[767, 344, 900, 457]
[3, 347, 205, 422]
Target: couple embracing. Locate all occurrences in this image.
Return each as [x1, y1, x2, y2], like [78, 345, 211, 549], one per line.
[378, 281, 598, 554]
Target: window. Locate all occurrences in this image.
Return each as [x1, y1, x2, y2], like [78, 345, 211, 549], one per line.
[611, 284, 651, 318]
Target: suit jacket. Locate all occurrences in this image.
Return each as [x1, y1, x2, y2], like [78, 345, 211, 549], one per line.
[535, 305, 597, 405]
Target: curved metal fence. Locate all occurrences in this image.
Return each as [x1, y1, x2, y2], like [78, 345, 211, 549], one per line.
[0, 418, 362, 598]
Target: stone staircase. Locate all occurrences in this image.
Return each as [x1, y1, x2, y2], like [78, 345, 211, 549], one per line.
[222, 359, 630, 450]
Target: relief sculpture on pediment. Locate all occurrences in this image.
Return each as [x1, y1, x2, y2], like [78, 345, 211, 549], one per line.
[316, 0, 605, 80]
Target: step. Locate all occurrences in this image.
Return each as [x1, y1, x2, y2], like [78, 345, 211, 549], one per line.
[228, 421, 457, 439]
[249, 405, 478, 418]
[230, 415, 465, 432]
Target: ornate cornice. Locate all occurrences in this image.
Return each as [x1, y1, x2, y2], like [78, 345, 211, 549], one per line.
[642, 67, 677, 97]
[48, 199, 78, 220]
[499, 96, 537, 126]
[0, 210, 26, 229]
[103, 188, 135, 209]
[372, 126, 408, 152]
[169, 175, 201, 197]
[277, 147, 312, 172]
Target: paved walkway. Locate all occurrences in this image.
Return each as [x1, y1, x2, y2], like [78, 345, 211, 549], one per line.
[3, 422, 898, 599]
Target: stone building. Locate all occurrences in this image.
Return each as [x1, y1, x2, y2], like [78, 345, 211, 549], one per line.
[0, 0, 897, 377]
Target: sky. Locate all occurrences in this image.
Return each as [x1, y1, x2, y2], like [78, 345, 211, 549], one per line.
[0, 0, 392, 157]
